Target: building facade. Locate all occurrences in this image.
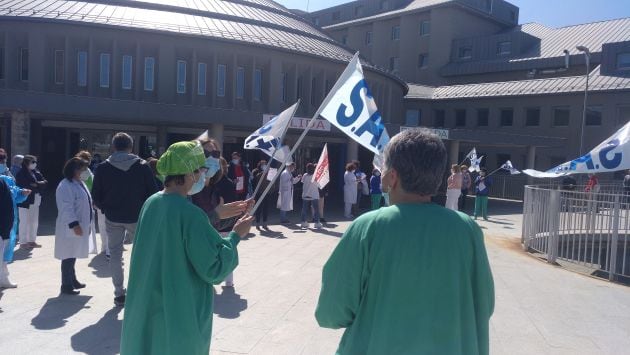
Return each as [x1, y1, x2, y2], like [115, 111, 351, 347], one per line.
[0, 0, 406, 185]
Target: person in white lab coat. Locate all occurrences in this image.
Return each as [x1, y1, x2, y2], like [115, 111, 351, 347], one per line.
[55, 157, 93, 295]
[277, 162, 301, 224]
[344, 162, 358, 219]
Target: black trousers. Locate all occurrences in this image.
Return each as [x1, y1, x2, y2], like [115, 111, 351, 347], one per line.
[255, 195, 269, 223]
[459, 189, 469, 210]
[61, 258, 77, 289]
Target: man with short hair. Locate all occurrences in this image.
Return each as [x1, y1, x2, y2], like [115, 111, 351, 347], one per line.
[92, 132, 158, 306]
[227, 151, 250, 201]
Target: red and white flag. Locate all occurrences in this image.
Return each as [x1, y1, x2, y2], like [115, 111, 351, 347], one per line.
[314, 143, 330, 189]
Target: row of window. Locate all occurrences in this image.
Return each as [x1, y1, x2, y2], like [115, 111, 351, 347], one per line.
[405, 106, 604, 128]
[315, 1, 392, 25]
[341, 21, 430, 46]
[387, 54, 429, 72]
[4, 48, 264, 100]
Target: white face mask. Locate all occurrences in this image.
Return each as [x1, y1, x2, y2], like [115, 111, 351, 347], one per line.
[374, 172, 381, 177]
[79, 169, 91, 181]
[29, 162, 37, 170]
[187, 172, 205, 196]
[261, 164, 267, 170]
[232, 159, 240, 165]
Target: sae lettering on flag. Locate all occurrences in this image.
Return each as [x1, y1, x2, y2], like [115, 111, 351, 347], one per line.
[319, 54, 388, 155]
[244, 102, 298, 163]
[314, 144, 330, 189]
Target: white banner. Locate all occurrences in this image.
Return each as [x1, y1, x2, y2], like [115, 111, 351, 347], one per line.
[244, 102, 298, 163]
[319, 54, 390, 155]
[524, 121, 630, 178]
[263, 115, 331, 132]
[314, 143, 330, 189]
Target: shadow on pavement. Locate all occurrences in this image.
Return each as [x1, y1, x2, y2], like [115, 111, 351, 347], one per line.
[88, 253, 111, 278]
[12, 246, 33, 261]
[311, 228, 344, 238]
[71, 307, 123, 355]
[256, 227, 286, 239]
[214, 286, 247, 319]
[31, 295, 92, 330]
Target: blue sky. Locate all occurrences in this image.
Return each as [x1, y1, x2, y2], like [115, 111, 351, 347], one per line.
[276, 0, 630, 28]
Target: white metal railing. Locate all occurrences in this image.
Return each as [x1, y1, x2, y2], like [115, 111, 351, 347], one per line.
[522, 184, 630, 283]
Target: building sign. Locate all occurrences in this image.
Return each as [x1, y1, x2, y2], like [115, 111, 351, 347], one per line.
[400, 126, 449, 140]
[263, 114, 331, 132]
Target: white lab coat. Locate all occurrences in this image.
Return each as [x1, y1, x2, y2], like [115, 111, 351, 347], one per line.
[277, 170, 300, 211]
[54, 179, 92, 260]
[344, 171, 358, 204]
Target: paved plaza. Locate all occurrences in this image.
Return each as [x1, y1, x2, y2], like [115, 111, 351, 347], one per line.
[1, 200, 630, 354]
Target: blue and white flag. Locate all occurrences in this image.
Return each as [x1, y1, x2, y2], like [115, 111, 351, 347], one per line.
[319, 52, 390, 156]
[500, 160, 521, 175]
[470, 155, 484, 173]
[524, 120, 630, 178]
[244, 101, 299, 163]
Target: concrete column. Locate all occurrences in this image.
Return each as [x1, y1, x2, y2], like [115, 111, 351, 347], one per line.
[527, 145, 536, 184]
[11, 111, 30, 155]
[346, 139, 359, 162]
[211, 123, 224, 153]
[449, 140, 460, 166]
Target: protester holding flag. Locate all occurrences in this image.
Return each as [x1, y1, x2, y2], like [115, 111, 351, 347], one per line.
[343, 162, 358, 219]
[474, 168, 492, 220]
[445, 164, 463, 211]
[300, 163, 323, 229]
[120, 141, 253, 355]
[370, 168, 382, 210]
[459, 165, 472, 210]
[316, 129, 494, 355]
[278, 162, 301, 224]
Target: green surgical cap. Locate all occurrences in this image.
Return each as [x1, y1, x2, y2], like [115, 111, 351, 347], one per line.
[157, 141, 205, 176]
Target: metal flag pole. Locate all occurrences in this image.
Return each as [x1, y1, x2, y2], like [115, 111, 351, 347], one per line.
[249, 100, 300, 202]
[248, 52, 361, 216]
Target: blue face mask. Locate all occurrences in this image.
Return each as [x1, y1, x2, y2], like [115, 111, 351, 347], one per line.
[0, 163, 6, 173]
[205, 157, 221, 179]
[188, 173, 206, 196]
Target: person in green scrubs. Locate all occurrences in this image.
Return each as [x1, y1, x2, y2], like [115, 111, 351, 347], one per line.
[120, 141, 253, 355]
[316, 129, 495, 355]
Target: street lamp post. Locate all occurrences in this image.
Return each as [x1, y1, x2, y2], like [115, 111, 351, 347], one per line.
[576, 45, 591, 156]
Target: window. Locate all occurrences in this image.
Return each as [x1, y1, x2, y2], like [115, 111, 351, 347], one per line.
[525, 108, 540, 126]
[586, 106, 602, 126]
[197, 62, 207, 95]
[497, 41, 511, 56]
[510, 10, 516, 22]
[281, 72, 288, 102]
[176, 60, 186, 94]
[380, 1, 389, 10]
[99, 53, 110, 88]
[391, 26, 400, 40]
[325, 79, 332, 94]
[418, 54, 428, 68]
[254, 69, 262, 101]
[77, 51, 87, 87]
[497, 154, 511, 167]
[54, 50, 64, 84]
[342, 35, 348, 45]
[365, 31, 372, 46]
[216, 64, 226, 97]
[389, 57, 399, 72]
[144, 57, 155, 91]
[420, 21, 430, 36]
[355, 5, 363, 16]
[434, 109, 445, 127]
[19, 48, 28, 81]
[296, 77, 303, 99]
[477, 108, 489, 126]
[617, 52, 630, 70]
[553, 107, 570, 126]
[405, 110, 420, 126]
[458, 46, 472, 59]
[500, 108, 513, 126]
[122, 55, 133, 90]
[455, 109, 466, 127]
[332, 11, 340, 21]
[236, 67, 245, 99]
[0, 47, 4, 80]
[311, 78, 318, 104]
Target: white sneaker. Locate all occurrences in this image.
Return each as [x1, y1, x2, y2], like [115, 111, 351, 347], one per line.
[314, 222, 323, 229]
[301, 222, 309, 229]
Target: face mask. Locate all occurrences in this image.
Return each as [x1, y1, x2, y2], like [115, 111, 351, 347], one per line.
[232, 159, 240, 165]
[0, 163, 6, 173]
[374, 172, 381, 177]
[261, 164, 267, 170]
[79, 170, 91, 181]
[29, 162, 37, 170]
[205, 157, 221, 179]
[187, 172, 206, 196]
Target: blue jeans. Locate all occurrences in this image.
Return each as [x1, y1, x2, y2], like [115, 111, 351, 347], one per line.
[301, 199, 320, 223]
[280, 210, 288, 222]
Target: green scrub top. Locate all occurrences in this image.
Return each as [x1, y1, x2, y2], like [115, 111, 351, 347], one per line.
[315, 203, 494, 355]
[121, 192, 240, 355]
